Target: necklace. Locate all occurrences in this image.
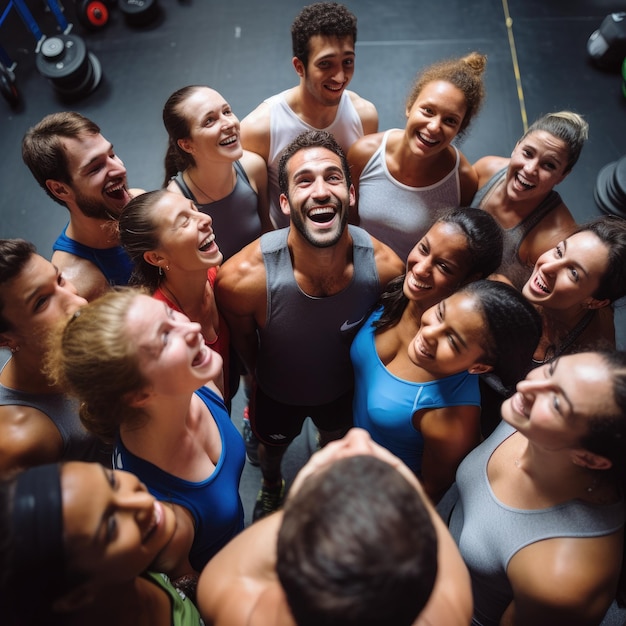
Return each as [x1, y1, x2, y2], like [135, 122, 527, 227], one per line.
[186, 167, 235, 204]
[160, 283, 186, 316]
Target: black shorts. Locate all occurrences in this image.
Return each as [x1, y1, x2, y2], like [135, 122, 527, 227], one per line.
[249, 385, 354, 447]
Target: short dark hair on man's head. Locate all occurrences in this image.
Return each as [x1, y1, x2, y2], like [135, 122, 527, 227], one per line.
[0, 239, 36, 333]
[291, 2, 357, 67]
[278, 129, 351, 195]
[22, 112, 101, 206]
[276, 454, 438, 626]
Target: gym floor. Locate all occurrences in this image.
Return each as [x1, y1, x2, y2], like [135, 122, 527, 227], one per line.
[0, 1, 625, 622]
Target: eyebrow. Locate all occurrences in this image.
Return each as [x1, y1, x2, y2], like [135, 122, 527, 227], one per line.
[561, 239, 590, 279]
[550, 358, 575, 415]
[441, 299, 469, 350]
[80, 142, 114, 172]
[24, 265, 59, 306]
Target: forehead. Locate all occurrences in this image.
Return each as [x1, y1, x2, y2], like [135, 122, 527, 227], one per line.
[287, 146, 343, 175]
[307, 34, 355, 60]
[152, 192, 194, 225]
[3, 254, 53, 303]
[552, 353, 615, 415]
[413, 80, 467, 110]
[181, 88, 228, 120]
[424, 221, 470, 255]
[61, 462, 105, 543]
[62, 132, 110, 171]
[565, 231, 609, 270]
[518, 130, 568, 155]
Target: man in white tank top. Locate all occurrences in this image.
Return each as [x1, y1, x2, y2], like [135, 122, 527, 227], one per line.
[241, 2, 378, 228]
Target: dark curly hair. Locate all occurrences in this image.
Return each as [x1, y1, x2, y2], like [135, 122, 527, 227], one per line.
[291, 2, 357, 68]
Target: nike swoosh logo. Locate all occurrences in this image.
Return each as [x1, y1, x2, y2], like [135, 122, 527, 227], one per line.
[340, 317, 365, 332]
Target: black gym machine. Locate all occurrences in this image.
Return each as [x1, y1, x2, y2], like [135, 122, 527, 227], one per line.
[0, 0, 159, 107]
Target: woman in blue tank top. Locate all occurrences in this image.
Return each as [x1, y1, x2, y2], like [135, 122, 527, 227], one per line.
[46, 289, 246, 575]
[352, 279, 540, 503]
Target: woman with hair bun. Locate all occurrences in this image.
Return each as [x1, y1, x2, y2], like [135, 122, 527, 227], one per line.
[473, 110, 588, 288]
[348, 52, 487, 260]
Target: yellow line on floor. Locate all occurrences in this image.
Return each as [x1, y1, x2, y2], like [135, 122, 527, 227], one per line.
[502, 0, 528, 132]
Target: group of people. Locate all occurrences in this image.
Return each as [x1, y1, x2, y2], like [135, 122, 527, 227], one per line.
[2, 2, 626, 625]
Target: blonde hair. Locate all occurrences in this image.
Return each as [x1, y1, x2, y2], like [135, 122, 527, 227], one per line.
[45, 288, 148, 444]
[406, 51, 487, 135]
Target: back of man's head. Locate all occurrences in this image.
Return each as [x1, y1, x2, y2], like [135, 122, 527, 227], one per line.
[276, 454, 438, 626]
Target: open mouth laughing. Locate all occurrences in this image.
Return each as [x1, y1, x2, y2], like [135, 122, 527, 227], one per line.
[199, 232, 217, 252]
[308, 206, 336, 224]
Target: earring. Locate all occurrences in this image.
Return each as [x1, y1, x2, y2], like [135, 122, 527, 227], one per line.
[10, 345, 20, 354]
[165, 265, 170, 271]
[158, 266, 163, 276]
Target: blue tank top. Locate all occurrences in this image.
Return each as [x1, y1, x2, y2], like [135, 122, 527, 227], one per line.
[351, 307, 481, 474]
[113, 386, 245, 571]
[257, 226, 381, 406]
[53, 225, 133, 286]
[171, 160, 263, 261]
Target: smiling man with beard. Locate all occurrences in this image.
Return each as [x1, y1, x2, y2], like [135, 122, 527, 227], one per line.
[22, 112, 143, 301]
[215, 130, 403, 521]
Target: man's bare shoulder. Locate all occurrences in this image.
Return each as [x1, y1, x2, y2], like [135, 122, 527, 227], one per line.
[347, 90, 378, 135]
[215, 240, 267, 304]
[51, 250, 110, 301]
[0, 404, 64, 474]
[197, 514, 284, 626]
[241, 102, 273, 161]
[369, 235, 404, 286]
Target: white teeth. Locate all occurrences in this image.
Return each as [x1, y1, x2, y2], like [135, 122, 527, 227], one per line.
[220, 136, 237, 146]
[309, 207, 334, 216]
[199, 233, 215, 251]
[408, 274, 431, 290]
[418, 133, 438, 146]
[534, 274, 550, 294]
[515, 173, 535, 189]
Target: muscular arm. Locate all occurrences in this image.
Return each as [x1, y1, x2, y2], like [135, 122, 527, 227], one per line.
[371, 236, 405, 289]
[214, 242, 267, 376]
[417, 405, 481, 503]
[51, 251, 111, 301]
[347, 132, 384, 224]
[501, 532, 622, 626]
[240, 150, 274, 233]
[0, 405, 64, 475]
[240, 103, 272, 164]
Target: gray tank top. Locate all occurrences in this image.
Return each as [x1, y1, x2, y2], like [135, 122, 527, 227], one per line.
[472, 168, 563, 289]
[257, 226, 381, 405]
[0, 381, 111, 465]
[172, 160, 263, 261]
[445, 421, 624, 626]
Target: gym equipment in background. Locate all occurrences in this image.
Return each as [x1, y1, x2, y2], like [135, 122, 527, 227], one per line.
[595, 155, 626, 218]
